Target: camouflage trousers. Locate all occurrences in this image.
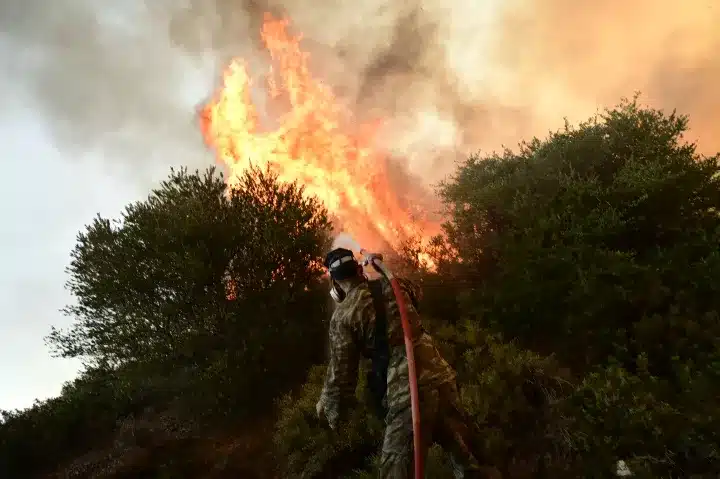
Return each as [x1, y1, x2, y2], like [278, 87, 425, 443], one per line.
[378, 382, 500, 479]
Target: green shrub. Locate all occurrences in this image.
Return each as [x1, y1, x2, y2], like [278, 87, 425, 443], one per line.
[449, 325, 576, 477]
[439, 98, 720, 376]
[434, 98, 720, 477]
[273, 365, 383, 478]
[565, 361, 720, 478]
[274, 326, 577, 478]
[48, 166, 332, 418]
[0, 166, 333, 478]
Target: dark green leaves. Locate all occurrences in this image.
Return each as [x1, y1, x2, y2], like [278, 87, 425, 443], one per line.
[45, 165, 332, 425]
[436, 98, 720, 476]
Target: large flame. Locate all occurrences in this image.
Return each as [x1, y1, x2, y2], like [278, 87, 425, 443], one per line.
[200, 13, 439, 259]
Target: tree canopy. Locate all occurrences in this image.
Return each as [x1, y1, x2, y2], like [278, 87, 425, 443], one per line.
[2, 166, 332, 477]
[440, 100, 720, 376]
[50, 166, 330, 367]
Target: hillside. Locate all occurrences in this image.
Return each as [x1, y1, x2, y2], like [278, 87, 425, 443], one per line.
[1, 100, 719, 478]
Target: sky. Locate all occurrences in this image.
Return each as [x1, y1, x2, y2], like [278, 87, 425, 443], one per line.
[0, 0, 718, 410]
[0, 1, 219, 410]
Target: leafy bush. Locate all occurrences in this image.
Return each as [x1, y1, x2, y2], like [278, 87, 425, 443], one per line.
[1, 166, 332, 478]
[0, 365, 179, 478]
[273, 365, 384, 478]
[434, 98, 720, 476]
[439, 98, 720, 376]
[48, 166, 332, 418]
[565, 361, 720, 478]
[273, 326, 575, 478]
[453, 325, 574, 477]
[4, 99, 720, 479]
[0, 368, 117, 477]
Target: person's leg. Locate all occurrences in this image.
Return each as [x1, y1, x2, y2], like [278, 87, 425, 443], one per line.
[378, 389, 439, 479]
[435, 383, 502, 479]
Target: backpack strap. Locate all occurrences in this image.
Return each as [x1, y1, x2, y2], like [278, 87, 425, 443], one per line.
[366, 279, 390, 419]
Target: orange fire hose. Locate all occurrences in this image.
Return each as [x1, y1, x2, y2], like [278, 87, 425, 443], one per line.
[361, 250, 423, 479]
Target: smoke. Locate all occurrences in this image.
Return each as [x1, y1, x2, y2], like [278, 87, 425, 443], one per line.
[2, 0, 718, 183]
[158, 0, 523, 181]
[160, 0, 720, 176]
[0, 0, 218, 178]
[490, 0, 720, 155]
[332, 232, 361, 253]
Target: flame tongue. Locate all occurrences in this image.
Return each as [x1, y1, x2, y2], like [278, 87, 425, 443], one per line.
[200, 13, 438, 256]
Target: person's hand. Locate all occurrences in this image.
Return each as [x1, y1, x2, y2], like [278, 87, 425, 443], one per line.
[316, 397, 339, 431]
[315, 397, 325, 421]
[360, 251, 384, 273]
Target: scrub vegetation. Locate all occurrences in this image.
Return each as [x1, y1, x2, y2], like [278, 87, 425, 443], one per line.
[1, 99, 719, 478]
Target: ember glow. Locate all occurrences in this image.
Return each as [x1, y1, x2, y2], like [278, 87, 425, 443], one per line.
[200, 14, 440, 261]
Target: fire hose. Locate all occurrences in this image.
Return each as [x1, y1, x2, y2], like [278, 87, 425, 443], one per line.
[360, 249, 424, 479]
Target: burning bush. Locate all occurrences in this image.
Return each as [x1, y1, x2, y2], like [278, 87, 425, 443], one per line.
[273, 99, 720, 478]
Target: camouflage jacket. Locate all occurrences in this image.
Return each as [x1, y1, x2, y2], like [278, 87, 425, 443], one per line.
[319, 276, 456, 428]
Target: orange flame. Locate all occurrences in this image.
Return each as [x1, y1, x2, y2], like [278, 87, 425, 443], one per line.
[200, 13, 438, 265]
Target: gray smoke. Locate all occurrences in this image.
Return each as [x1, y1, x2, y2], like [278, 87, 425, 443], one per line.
[492, 0, 720, 154]
[1, 0, 718, 185]
[0, 0, 218, 179]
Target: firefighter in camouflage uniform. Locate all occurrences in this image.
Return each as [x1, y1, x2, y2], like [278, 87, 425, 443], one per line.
[316, 248, 502, 479]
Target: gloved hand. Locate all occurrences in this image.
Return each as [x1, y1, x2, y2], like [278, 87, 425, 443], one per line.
[315, 396, 335, 430]
[360, 251, 386, 277]
[360, 251, 384, 267]
[315, 397, 325, 420]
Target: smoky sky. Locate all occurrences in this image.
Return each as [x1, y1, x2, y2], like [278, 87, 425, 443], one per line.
[1, 0, 718, 185]
[153, 0, 720, 169]
[0, 0, 217, 179]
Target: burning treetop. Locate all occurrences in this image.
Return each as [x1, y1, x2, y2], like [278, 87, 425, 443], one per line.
[200, 13, 439, 254]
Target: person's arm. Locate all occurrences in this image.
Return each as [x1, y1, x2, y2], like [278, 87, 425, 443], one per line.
[382, 277, 424, 338]
[319, 310, 362, 429]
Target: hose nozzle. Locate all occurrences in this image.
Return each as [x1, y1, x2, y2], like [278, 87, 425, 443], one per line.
[360, 250, 394, 280]
[360, 249, 384, 267]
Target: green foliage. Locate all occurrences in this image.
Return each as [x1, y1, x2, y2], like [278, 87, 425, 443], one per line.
[434, 98, 720, 476]
[3, 99, 720, 478]
[273, 365, 384, 478]
[1, 166, 332, 478]
[48, 166, 332, 418]
[439, 99, 720, 376]
[453, 325, 574, 476]
[0, 367, 124, 477]
[564, 362, 720, 478]
[0, 365, 200, 478]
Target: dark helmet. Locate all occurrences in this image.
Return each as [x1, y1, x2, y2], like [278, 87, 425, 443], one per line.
[324, 248, 360, 281]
